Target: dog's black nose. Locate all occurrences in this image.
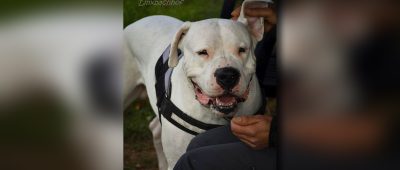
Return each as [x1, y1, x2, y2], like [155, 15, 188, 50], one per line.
[214, 67, 240, 90]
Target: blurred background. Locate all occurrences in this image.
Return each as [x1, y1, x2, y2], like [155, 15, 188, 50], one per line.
[280, 0, 400, 169]
[0, 1, 122, 170]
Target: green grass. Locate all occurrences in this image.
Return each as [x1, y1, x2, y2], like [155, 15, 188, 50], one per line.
[124, 100, 157, 170]
[124, 100, 154, 142]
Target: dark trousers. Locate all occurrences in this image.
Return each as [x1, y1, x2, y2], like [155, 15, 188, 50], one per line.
[174, 125, 276, 170]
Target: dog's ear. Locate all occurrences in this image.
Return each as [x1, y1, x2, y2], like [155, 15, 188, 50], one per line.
[168, 21, 191, 68]
[238, 0, 268, 42]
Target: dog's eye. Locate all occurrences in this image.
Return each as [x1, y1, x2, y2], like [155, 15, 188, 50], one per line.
[239, 47, 246, 53]
[196, 50, 208, 56]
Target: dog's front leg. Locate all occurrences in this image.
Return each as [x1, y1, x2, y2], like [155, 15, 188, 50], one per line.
[149, 117, 168, 170]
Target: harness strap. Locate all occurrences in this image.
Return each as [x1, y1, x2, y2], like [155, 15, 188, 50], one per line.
[162, 98, 222, 134]
[160, 99, 200, 136]
[155, 52, 170, 119]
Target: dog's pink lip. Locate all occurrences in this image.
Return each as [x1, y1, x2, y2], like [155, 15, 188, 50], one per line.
[191, 80, 249, 108]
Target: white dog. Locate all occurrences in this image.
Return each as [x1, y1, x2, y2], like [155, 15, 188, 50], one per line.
[124, 0, 268, 169]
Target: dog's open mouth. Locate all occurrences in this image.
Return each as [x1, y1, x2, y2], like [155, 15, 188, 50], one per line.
[192, 80, 249, 115]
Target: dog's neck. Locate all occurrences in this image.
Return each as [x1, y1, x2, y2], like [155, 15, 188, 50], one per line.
[169, 61, 228, 126]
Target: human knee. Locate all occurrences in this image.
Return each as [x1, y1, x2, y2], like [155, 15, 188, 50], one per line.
[174, 151, 195, 170]
[186, 134, 208, 151]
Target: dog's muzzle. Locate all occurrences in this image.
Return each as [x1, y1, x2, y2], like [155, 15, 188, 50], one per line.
[192, 78, 251, 115]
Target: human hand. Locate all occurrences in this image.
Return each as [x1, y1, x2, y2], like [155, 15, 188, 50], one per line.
[231, 115, 272, 149]
[231, 3, 277, 32]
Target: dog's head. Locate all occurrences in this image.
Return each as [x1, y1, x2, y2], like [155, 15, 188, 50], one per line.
[168, 6, 265, 117]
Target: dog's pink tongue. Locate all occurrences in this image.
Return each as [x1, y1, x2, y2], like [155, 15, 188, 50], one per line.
[216, 96, 236, 106]
[195, 89, 212, 105]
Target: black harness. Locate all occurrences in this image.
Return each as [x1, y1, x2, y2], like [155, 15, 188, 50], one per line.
[155, 45, 223, 136]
